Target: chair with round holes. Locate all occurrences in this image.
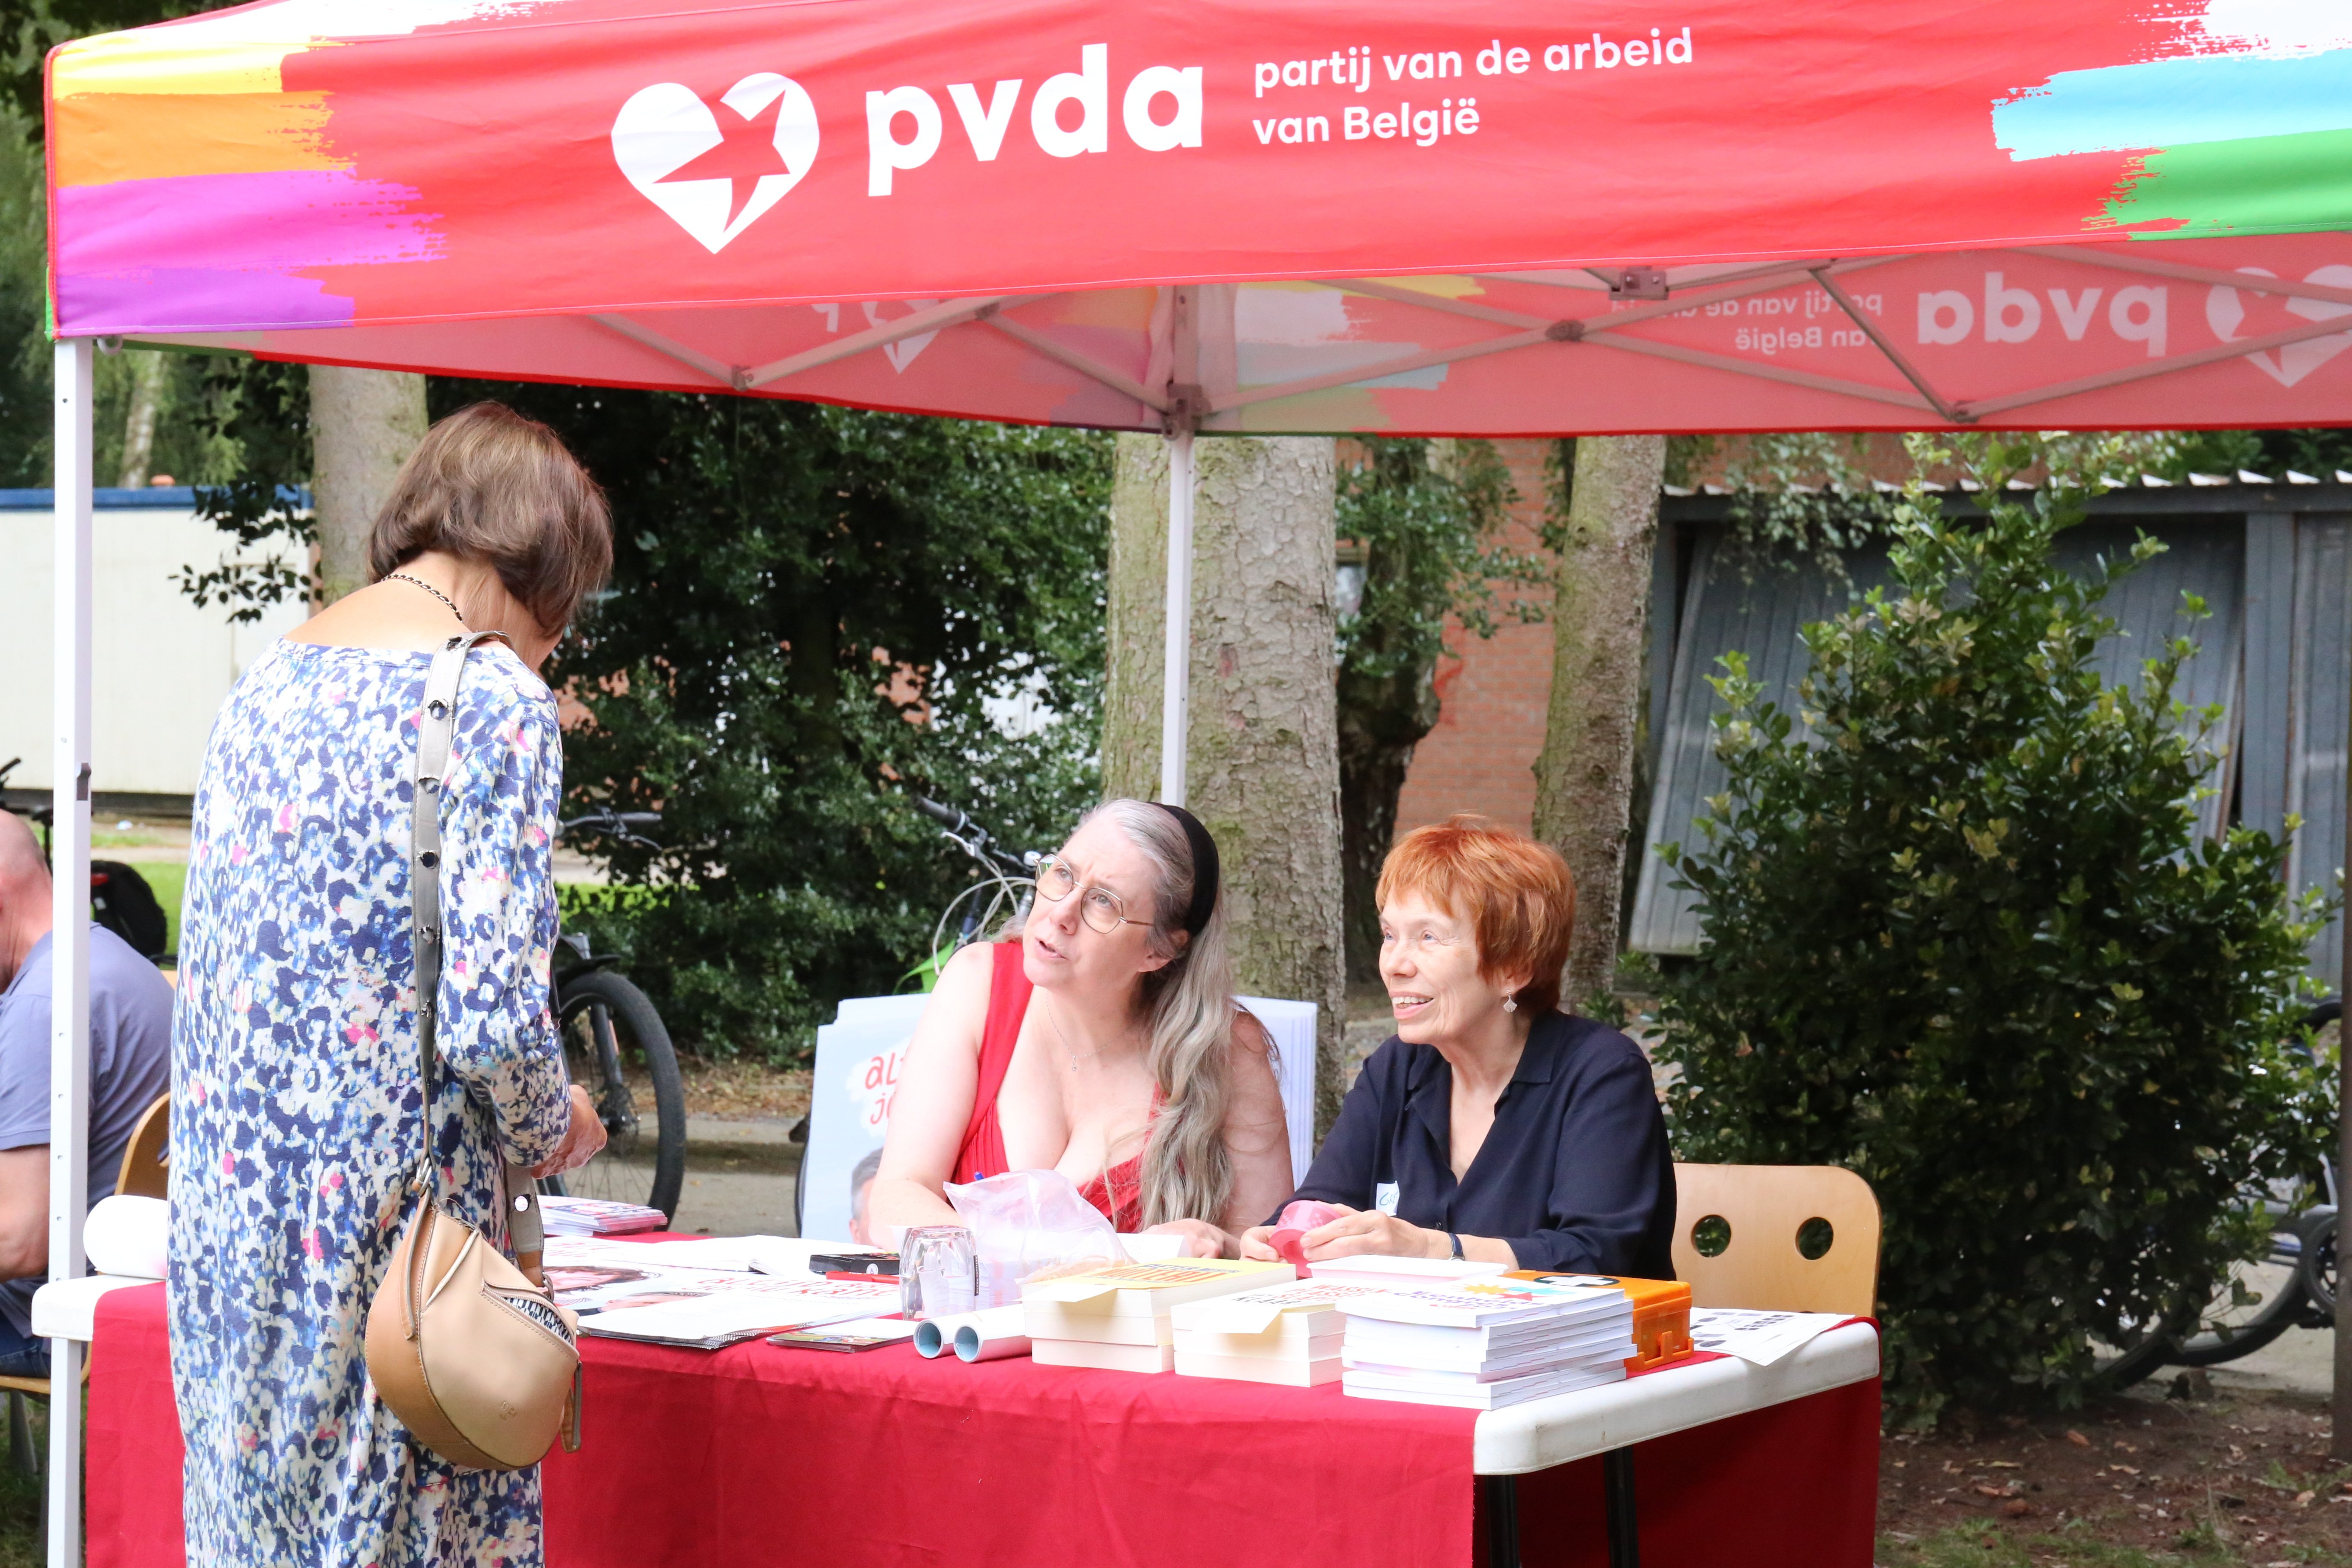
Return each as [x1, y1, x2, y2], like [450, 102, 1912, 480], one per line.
[1669, 1163, 1881, 1317]
[114, 1093, 169, 1201]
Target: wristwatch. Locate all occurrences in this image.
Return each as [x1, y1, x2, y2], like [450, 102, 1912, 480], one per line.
[1448, 1231, 1464, 1260]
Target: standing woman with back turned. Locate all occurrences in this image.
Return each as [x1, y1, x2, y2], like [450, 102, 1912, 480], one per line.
[172, 403, 611, 1568]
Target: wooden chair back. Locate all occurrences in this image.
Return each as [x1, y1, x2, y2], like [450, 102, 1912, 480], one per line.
[115, 1094, 168, 1201]
[1669, 1163, 1881, 1317]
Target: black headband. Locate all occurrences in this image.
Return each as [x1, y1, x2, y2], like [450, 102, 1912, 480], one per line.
[1155, 802, 1221, 937]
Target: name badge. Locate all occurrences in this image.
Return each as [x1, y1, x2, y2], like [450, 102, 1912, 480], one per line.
[1375, 1182, 1400, 1217]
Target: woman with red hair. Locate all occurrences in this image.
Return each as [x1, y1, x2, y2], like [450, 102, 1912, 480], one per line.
[1242, 815, 1674, 1275]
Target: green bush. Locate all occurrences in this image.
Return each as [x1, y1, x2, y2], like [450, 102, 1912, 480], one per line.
[467, 384, 1110, 1067]
[1654, 440, 2331, 1426]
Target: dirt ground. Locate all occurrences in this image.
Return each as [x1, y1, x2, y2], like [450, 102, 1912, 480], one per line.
[1878, 1382, 2350, 1566]
[679, 1056, 810, 1122]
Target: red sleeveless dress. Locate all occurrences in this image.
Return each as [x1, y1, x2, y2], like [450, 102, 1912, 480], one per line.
[948, 941, 1148, 1232]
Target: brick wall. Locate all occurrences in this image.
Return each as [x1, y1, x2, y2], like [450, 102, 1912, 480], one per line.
[1391, 438, 1556, 838]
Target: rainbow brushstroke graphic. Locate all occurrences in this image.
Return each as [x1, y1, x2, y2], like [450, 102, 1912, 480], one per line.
[43, 3, 505, 334]
[1992, 3, 2352, 236]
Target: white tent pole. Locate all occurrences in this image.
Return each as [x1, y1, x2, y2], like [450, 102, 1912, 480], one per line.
[1157, 426, 1196, 808]
[48, 336, 93, 1568]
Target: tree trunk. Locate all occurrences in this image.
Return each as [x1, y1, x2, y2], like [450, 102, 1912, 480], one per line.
[1104, 433, 1348, 1138]
[114, 351, 167, 489]
[1102, 436, 1171, 802]
[1531, 434, 1666, 1014]
[309, 366, 428, 605]
[1336, 575, 1440, 986]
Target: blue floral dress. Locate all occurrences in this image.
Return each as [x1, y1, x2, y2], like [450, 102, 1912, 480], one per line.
[171, 638, 572, 1568]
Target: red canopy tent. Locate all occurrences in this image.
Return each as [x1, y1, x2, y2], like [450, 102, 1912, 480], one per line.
[34, 0, 2352, 1556]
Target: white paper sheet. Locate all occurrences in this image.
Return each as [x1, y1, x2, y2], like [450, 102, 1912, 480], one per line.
[1686, 1308, 1852, 1365]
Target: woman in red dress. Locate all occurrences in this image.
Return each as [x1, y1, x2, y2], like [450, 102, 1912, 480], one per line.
[869, 799, 1292, 1256]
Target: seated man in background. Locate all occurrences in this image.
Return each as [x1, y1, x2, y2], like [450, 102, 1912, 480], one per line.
[0, 813, 171, 1374]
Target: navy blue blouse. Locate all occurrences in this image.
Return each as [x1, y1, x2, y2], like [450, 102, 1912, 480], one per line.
[1283, 1010, 1677, 1277]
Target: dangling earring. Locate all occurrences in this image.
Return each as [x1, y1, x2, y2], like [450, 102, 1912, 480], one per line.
[1503, 997, 1517, 1014]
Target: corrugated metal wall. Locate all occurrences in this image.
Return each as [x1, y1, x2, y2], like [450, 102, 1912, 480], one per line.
[1630, 517, 2247, 958]
[2285, 515, 2350, 988]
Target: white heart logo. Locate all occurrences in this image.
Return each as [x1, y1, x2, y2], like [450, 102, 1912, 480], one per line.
[612, 74, 819, 254]
[2205, 264, 2352, 387]
[863, 300, 943, 373]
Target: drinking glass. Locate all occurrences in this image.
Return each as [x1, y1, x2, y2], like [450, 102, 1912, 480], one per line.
[900, 1225, 977, 1320]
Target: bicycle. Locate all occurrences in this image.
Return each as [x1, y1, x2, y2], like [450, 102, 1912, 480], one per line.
[2080, 1000, 2340, 1387]
[2155, 999, 2339, 1371]
[908, 794, 1038, 986]
[542, 806, 688, 1220]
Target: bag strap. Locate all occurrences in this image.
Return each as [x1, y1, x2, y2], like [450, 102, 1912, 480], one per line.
[408, 631, 548, 1273]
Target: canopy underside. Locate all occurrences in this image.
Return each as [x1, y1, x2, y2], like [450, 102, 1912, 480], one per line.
[119, 239, 2352, 435]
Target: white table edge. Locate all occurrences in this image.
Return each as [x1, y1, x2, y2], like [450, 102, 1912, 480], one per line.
[31, 1273, 158, 1342]
[1472, 1320, 1880, 1475]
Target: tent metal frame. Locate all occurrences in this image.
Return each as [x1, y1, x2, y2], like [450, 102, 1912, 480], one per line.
[48, 339, 92, 1568]
[580, 248, 2352, 433]
[42, 242, 2352, 1553]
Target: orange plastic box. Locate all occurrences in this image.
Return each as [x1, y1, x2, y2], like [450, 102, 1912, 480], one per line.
[1507, 1271, 1694, 1373]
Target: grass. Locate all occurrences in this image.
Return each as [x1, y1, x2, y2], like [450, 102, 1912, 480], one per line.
[557, 883, 662, 923]
[0, 1397, 47, 1568]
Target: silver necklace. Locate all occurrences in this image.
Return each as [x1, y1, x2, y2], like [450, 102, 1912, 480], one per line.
[388, 573, 467, 627]
[1041, 995, 1135, 1074]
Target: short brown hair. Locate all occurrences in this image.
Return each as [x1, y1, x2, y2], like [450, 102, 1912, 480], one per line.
[1376, 814, 1577, 1014]
[367, 402, 612, 634]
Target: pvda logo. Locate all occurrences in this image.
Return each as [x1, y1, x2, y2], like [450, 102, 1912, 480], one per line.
[611, 74, 821, 255]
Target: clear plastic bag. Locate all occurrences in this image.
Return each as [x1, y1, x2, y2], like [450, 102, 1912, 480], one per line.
[943, 1169, 1125, 1308]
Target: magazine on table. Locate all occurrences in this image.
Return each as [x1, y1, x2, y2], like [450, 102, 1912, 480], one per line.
[768, 1319, 921, 1353]
[582, 1280, 904, 1349]
[542, 1233, 880, 1278]
[536, 1196, 668, 1236]
[545, 1241, 867, 1318]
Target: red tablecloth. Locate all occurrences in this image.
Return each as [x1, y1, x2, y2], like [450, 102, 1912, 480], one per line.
[86, 1283, 1876, 1568]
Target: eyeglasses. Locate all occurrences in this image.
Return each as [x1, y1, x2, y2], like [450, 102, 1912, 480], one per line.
[1034, 856, 1148, 936]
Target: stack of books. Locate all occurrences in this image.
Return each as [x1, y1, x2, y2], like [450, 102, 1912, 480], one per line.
[1297, 1255, 1507, 1289]
[1021, 1259, 1293, 1372]
[1168, 1278, 1393, 1387]
[538, 1196, 667, 1237]
[1339, 1275, 1634, 1409]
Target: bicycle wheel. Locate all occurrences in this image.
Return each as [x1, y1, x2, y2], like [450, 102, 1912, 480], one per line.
[547, 969, 687, 1219]
[2166, 1233, 2310, 1365]
[2092, 1313, 2187, 1389]
[2087, 1274, 2199, 1389]
[2302, 1212, 2337, 1318]
[2167, 1168, 2327, 1365]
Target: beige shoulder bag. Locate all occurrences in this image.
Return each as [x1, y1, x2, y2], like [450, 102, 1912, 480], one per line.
[364, 631, 583, 1472]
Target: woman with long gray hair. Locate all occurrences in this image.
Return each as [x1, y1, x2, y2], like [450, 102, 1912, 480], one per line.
[871, 799, 1291, 1254]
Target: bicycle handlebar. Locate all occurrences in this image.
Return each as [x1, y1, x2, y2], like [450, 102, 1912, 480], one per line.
[913, 796, 968, 831]
[558, 807, 664, 848]
[912, 795, 1031, 880]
